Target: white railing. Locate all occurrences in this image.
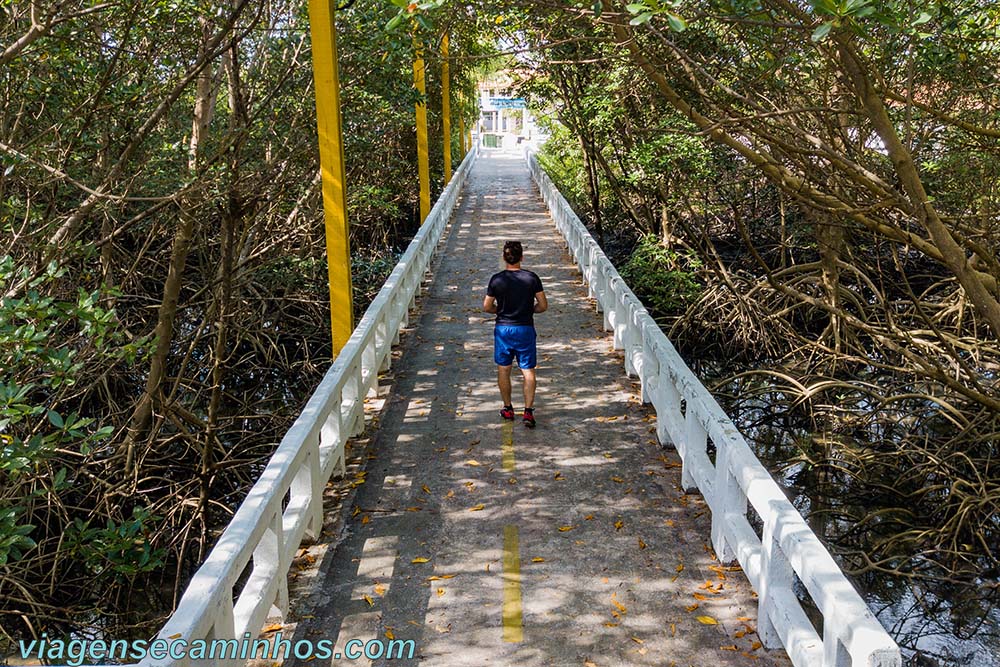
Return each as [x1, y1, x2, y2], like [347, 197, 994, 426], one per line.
[525, 149, 900, 667]
[142, 143, 479, 667]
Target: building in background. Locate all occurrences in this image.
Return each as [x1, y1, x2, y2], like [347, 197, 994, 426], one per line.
[478, 71, 535, 148]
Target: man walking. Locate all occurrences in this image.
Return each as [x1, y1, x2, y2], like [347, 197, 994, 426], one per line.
[483, 241, 548, 427]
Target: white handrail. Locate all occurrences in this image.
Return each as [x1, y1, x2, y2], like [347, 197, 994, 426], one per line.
[525, 148, 900, 667]
[141, 143, 479, 667]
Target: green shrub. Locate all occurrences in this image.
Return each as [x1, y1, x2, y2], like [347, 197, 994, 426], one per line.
[620, 235, 702, 316]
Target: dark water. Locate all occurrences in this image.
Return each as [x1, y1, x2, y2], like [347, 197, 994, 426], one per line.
[701, 365, 1000, 667]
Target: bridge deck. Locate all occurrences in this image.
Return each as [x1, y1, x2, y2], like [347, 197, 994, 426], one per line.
[273, 151, 785, 667]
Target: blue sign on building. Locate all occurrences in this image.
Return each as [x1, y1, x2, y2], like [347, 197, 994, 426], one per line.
[489, 97, 526, 109]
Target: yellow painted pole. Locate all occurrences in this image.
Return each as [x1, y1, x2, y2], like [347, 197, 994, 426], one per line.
[459, 113, 466, 157]
[308, 0, 353, 355]
[414, 38, 431, 223]
[441, 34, 452, 184]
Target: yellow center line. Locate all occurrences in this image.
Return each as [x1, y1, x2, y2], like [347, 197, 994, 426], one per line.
[502, 524, 523, 643]
[501, 420, 515, 471]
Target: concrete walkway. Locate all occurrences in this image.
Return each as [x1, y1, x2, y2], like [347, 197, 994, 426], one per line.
[276, 150, 787, 667]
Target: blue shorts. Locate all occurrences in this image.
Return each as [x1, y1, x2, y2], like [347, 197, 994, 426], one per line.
[494, 325, 537, 369]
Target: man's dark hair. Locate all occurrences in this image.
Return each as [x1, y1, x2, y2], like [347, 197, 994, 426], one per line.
[503, 240, 523, 265]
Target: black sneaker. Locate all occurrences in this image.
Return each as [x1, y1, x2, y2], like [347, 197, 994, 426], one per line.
[500, 405, 515, 420]
[522, 408, 536, 428]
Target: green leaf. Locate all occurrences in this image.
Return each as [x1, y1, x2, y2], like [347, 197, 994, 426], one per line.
[625, 3, 648, 12]
[666, 13, 687, 31]
[47, 410, 64, 428]
[811, 21, 833, 41]
[911, 12, 932, 25]
[385, 13, 405, 31]
[592, 0, 603, 18]
[810, 0, 838, 16]
[629, 11, 653, 25]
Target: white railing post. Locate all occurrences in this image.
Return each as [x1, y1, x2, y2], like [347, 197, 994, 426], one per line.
[361, 340, 377, 397]
[623, 302, 642, 377]
[823, 611, 851, 667]
[609, 283, 625, 351]
[267, 510, 290, 617]
[655, 366, 681, 449]
[639, 321, 658, 405]
[758, 510, 795, 649]
[320, 401, 344, 478]
[207, 589, 239, 667]
[342, 363, 363, 437]
[377, 315, 391, 372]
[711, 434, 745, 564]
[292, 436, 323, 542]
[680, 409, 705, 493]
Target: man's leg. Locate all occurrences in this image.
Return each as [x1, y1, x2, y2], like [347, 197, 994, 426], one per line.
[521, 368, 536, 409]
[497, 364, 513, 407]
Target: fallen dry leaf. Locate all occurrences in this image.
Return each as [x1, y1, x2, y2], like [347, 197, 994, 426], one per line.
[469, 503, 485, 511]
[385, 629, 395, 640]
[262, 624, 283, 633]
[558, 525, 577, 532]
[363, 595, 374, 607]
[411, 557, 430, 564]
[696, 615, 719, 625]
[532, 557, 545, 563]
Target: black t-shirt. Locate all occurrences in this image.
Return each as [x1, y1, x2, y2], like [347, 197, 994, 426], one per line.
[487, 269, 544, 326]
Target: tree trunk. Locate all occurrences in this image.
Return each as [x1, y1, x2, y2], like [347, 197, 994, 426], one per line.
[123, 19, 218, 476]
[835, 39, 1000, 339]
[580, 133, 604, 245]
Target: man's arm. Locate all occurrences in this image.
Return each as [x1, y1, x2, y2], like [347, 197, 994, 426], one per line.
[483, 294, 498, 313]
[533, 290, 548, 313]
